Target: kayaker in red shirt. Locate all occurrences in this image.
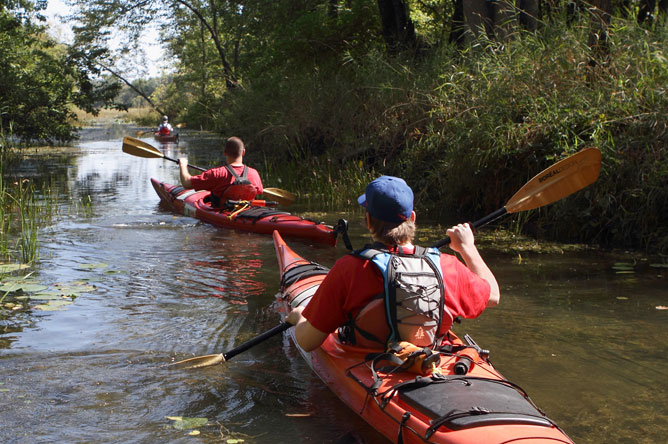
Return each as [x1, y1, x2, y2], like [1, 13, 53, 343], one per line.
[178, 136, 264, 205]
[157, 116, 173, 135]
[286, 175, 500, 352]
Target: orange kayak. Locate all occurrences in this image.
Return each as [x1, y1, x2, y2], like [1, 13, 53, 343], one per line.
[273, 230, 574, 443]
[151, 178, 342, 245]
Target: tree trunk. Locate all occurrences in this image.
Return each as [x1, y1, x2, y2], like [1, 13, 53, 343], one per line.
[377, 0, 417, 53]
[519, 0, 540, 31]
[462, 0, 492, 38]
[449, 0, 466, 45]
[490, 0, 517, 40]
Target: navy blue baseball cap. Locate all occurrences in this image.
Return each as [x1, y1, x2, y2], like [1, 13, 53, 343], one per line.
[358, 176, 414, 224]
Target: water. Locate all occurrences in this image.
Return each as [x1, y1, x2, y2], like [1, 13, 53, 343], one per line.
[0, 123, 666, 443]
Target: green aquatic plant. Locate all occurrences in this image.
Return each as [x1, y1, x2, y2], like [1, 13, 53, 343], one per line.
[262, 155, 375, 211]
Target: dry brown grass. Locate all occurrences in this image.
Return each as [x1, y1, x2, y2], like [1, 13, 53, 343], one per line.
[72, 107, 159, 126]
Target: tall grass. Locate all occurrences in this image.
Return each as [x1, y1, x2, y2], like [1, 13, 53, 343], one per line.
[214, 14, 668, 252]
[261, 151, 376, 210]
[1, 129, 41, 264]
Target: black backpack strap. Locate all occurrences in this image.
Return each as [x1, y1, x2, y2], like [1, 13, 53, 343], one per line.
[224, 165, 252, 186]
[224, 165, 242, 181]
[351, 242, 387, 260]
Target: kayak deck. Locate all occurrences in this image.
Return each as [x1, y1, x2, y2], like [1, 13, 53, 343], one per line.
[151, 178, 339, 246]
[273, 230, 574, 444]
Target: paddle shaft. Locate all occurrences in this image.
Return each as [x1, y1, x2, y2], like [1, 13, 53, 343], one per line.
[160, 153, 206, 172]
[432, 208, 507, 249]
[223, 322, 292, 361]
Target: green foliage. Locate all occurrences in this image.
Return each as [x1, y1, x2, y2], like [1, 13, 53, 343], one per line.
[212, 12, 668, 252]
[61, 0, 667, 251]
[0, 2, 122, 143]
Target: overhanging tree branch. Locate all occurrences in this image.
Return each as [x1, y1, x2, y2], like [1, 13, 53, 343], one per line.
[96, 58, 166, 115]
[174, 0, 238, 88]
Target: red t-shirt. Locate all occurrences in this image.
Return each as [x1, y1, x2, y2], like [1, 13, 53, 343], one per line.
[303, 246, 491, 337]
[190, 164, 263, 197]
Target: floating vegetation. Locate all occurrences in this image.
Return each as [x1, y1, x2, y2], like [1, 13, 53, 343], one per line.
[0, 263, 30, 274]
[33, 300, 73, 311]
[417, 226, 594, 254]
[612, 262, 636, 274]
[0, 282, 48, 293]
[76, 262, 108, 271]
[0, 277, 97, 312]
[165, 416, 208, 431]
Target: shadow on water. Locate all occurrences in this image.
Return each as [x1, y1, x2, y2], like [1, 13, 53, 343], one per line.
[0, 122, 666, 443]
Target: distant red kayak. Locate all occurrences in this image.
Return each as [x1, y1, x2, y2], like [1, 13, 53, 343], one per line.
[151, 178, 342, 246]
[273, 230, 575, 444]
[154, 132, 179, 143]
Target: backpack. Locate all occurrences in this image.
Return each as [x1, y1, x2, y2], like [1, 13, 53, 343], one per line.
[339, 244, 451, 349]
[220, 165, 256, 201]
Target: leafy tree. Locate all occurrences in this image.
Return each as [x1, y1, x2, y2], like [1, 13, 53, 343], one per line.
[0, 0, 122, 142]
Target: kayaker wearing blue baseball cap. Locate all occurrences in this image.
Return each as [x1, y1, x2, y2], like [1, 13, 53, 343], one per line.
[358, 175, 414, 223]
[287, 175, 500, 353]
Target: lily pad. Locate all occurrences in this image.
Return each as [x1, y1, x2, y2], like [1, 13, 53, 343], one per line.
[15, 291, 69, 301]
[166, 416, 208, 431]
[650, 263, 668, 269]
[76, 263, 108, 271]
[612, 263, 635, 271]
[0, 276, 38, 283]
[0, 283, 49, 293]
[0, 264, 30, 274]
[53, 283, 96, 294]
[33, 300, 73, 311]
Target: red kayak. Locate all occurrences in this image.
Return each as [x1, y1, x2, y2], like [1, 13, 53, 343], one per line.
[154, 132, 179, 143]
[151, 178, 343, 246]
[273, 230, 574, 444]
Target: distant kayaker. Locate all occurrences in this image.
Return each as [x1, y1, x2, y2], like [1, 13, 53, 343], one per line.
[157, 116, 173, 135]
[177, 136, 264, 206]
[286, 175, 500, 352]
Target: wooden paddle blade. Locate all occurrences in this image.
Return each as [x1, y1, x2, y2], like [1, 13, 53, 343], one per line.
[263, 187, 296, 206]
[505, 148, 601, 214]
[122, 137, 164, 159]
[175, 123, 186, 129]
[168, 353, 225, 370]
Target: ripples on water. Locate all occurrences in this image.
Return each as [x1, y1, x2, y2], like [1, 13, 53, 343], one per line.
[0, 128, 666, 443]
